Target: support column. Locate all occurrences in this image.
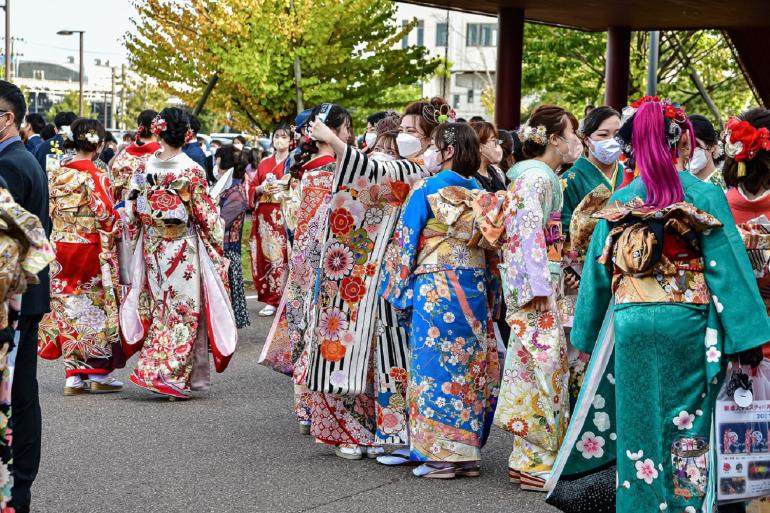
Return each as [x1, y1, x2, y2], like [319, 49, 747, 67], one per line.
[605, 26, 631, 111]
[495, 6, 524, 129]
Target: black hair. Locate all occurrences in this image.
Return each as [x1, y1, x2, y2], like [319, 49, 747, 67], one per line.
[156, 107, 191, 149]
[64, 117, 105, 153]
[53, 111, 77, 129]
[724, 108, 770, 194]
[103, 131, 117, 144]
[456, 117, 467, 123]
[580, 106, 620, 138]
[290, 104, 351, 177]
[273, 122, 291, 139]
[211, 139, 222, 147]
[233, 148, 250, 180]
[433, 122, 481, 177]
[216, 145, 237, 171]
[366, 111, 389, 127]
[521, 104, 579, 159]
[188, 114, 201, 135]
[136, 109, 158, 140]
[498, 129, 516, 170]
[690, 114, 725, 164]
[25, 113, 46, 134]
[469, 115, 485, 123]
[0, 81, 26, 129]
[41, 123, 56, 140]
[234, 135, 247, 145]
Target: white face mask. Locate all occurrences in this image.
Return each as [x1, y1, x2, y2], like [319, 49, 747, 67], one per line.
[370, 151, 395, 162]
[364, 132, 377, 149]
[233, 143, 244, 151]
[396, 133, 422, 158]
[422, 147, 446, 174]
[689, 147, 709, 174]
[556, 135, 582, 165]
[590, 137, 622, 165]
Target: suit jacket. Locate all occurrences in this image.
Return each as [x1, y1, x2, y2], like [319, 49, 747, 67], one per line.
[25, 134, 43, 153]
[0, 139, 51, 316]
[33, 133, 65, 171]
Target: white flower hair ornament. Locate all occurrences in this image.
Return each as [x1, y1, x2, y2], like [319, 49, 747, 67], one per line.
[517, 123, 548, 146]
[78, 130, 101, 145]
[60, 125, 73, 141]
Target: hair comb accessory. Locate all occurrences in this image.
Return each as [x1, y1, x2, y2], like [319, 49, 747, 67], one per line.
[723, 117, 770, 174]
[77, 130, 101, 145]
[150, 116, 168, 136]
[443, 126, 456, 146]
[516, 122, 548, 146]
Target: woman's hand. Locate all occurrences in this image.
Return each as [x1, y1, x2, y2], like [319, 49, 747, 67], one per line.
[308, 119, 336, 144]
[530, 296, 550, 312]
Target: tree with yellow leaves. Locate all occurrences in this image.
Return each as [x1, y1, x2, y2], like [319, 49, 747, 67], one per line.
[125, 0, 439, 130]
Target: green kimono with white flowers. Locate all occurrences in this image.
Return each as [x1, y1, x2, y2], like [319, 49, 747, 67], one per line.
[549, 172, 770, 513]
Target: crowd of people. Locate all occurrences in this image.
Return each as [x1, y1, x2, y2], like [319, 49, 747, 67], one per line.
[0, 74, 767, 513]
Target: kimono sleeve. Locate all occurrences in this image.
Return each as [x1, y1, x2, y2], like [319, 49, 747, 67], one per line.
[378, 181, 430, 310]
[335, 146, 424, 192]
[699, 189, 770, 354]
[570, 217, 613, 354]
[88, 172, 115, 229]
[190, 173, 225, 257]
[506, 171, 554, 306]
[561, 174, 583, 239]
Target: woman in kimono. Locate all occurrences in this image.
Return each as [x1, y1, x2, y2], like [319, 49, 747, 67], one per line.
[551, 100, 770, 513]
[303, 99, 448, 462]
[109, 109, 160, 203]
[249, 123, 291, 317]
[689, 114, 726, 189]
[38, 118, 124, 395]
[379, 122, 500, 479]
[486, 105, 582, 491]
[121, 108, 236, 399]
[219, 149, 250, 329]
[0, 177, 54, 509]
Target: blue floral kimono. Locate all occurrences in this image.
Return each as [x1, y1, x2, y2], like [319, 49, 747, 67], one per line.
[379, 170, 500, 462]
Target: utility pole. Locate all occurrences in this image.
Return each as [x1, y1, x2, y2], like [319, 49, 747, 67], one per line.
[120, 64, 126, 129]
[110, 67, 116, 129]
[442, 9, 449, 99]
[57, 30, 86, 115]
[646, 31, 660, 97]
[4, 0, 9, 81]
[289, 0, 303, 114]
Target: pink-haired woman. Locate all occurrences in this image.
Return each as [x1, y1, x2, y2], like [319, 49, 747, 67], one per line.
[550, 99, 770, 513]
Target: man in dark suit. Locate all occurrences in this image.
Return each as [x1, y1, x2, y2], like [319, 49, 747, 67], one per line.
[182, 113, 207, 170]
[0, 81, 50, 513]
[22, 113, 45, 153]
[32, 110, 76, 171]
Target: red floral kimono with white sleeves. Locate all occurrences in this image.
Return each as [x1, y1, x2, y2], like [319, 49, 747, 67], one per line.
[109, 141, 161, 203]
[38, 158, 124, 377]
[248, 154, 289, 307]
[120, 151, 237, 398]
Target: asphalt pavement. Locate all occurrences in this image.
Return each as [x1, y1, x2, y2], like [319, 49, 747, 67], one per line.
[33, 298, 557, 513]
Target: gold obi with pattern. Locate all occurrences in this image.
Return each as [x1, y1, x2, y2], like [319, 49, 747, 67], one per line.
[415, 187, 486, 274]
[594, 199, 722, 305]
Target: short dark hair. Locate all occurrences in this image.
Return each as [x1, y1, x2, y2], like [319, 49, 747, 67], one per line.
[136, 109, 158, 139]
[469, 115, 485, 123]
[216, 144, 237, 170]
[0, 81, 26, 129]
[25, 113, 46, 134]
[498, 128, 516, 170]
[103, 131, 117, 144]
[64, 117, 105, 153]
[188, 114, 201, 135]
[433, 122, 480, 177]
[366, 111, 390, 127]
[54, 111, 77, 129]
[580, 106, 620, 138]
[211, 139, 222, 147]
[234, 135, 247, 145]
[41, 123, 56, 140]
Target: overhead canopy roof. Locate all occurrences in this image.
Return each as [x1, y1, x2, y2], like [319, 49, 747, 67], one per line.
[405, 0, 770, 31]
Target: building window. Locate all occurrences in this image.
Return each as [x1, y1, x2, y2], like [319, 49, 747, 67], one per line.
[466, 23, 497, 47]
[436, 22, 448, 47]
[453, 94, 461, 107]
[467, 89, 475, 104]
[416, 20, 424, 46]
[401, 20, 409, 49]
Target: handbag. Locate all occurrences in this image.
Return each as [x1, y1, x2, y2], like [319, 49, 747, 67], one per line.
[545, 462, 616, 513]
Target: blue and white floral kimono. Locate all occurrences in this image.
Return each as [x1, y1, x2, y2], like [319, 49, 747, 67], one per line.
[379, 170, 500, 462]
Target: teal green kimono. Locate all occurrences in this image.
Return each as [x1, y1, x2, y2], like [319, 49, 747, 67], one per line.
[561, 157, 624, 239]
[548, 172, 770, 513]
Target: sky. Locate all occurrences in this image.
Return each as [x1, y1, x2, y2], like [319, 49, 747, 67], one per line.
[9, 0, 137, 66]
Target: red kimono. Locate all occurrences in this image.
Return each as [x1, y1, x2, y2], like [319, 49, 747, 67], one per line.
[248, 155, 289, 307]
[109, 141, 161, 202]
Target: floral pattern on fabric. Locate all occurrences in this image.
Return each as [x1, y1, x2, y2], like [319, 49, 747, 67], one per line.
[125, 153, 226, 397]
[38, 160, 124, 377]
[109, 142, 161, 202]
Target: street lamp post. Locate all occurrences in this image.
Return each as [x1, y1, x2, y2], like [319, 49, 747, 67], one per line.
[57, 29, 85, 116]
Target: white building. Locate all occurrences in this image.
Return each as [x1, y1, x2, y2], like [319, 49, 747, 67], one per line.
[395, 2, 498, 120]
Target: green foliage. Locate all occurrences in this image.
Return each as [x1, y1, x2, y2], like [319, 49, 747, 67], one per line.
[49, 91, 92, 118]
[118, 74, 170, 129]
[125, 0, 440, 131]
